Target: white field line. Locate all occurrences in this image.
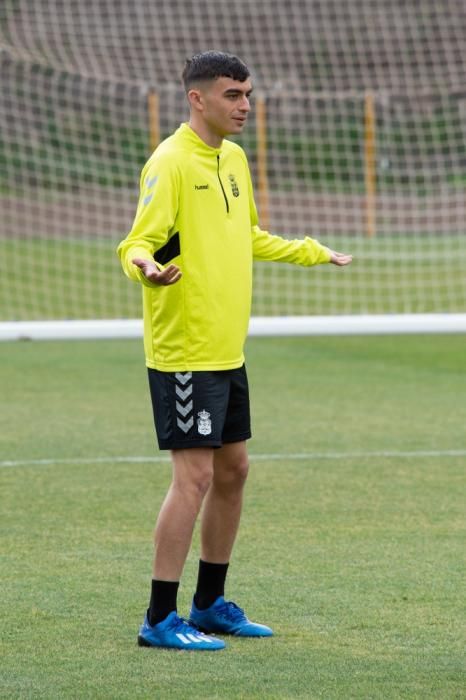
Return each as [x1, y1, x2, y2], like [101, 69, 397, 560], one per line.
[1, 449, 466, 469]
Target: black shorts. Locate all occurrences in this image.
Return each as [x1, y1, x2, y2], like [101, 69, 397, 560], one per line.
[147, 365, 252, 450]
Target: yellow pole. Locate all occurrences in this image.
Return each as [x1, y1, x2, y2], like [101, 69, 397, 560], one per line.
[148, 89, 160, 153]
[364, 91, 377, 238]
[256, 93, 270, 230]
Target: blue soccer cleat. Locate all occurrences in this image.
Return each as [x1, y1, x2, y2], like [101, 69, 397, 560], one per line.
[189, 596, 273, 637]
[137, 611, 225, 650]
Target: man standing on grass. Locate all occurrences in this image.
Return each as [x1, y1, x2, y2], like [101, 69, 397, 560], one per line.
[117, 50, 352, 651]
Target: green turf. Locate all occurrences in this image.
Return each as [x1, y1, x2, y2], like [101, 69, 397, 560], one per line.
[1, 335, 465, 698]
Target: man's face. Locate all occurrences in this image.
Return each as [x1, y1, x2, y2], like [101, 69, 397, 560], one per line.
[195, 76, 253, 138]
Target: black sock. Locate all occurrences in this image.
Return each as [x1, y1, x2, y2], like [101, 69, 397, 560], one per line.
[193, 559, 229, 610]
[148, 579, 179, 626]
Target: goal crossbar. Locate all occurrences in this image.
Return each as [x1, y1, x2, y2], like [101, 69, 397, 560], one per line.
[1, 315, 466, 342]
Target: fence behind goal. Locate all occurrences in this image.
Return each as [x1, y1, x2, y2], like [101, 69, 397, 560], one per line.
[1, 0, 466, 338]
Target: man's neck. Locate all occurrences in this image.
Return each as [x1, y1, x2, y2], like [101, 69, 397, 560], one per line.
[188, 118, 223, 149]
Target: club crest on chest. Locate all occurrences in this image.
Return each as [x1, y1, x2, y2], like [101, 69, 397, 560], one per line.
[228, 174, 240, 197]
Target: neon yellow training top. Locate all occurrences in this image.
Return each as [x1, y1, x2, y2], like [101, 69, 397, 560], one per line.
[117, 123, 331, 371]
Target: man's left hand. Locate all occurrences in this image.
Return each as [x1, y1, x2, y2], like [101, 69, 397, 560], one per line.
[328, 250, 353, 266]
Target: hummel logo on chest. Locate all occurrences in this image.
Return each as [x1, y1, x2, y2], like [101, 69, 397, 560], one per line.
[195, 184, 209, 190]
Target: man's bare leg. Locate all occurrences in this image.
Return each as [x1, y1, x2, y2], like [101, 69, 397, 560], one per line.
[152, 447, 214, 581]
[140, 448, 227, 649]
[189, 441, 272, 636]
[200, 441, 249, 564]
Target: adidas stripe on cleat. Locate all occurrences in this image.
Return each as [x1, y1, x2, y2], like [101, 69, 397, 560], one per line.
[137, 611, 225, 650]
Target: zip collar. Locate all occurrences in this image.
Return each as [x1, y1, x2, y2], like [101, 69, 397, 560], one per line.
[177, 122, 223, 156]
[176, 123, 230, 214]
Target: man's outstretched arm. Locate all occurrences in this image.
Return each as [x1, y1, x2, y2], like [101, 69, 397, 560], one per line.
[251, 225, 353, 268]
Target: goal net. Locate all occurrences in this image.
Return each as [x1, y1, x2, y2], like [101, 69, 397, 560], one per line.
[1, 0, 466, 338]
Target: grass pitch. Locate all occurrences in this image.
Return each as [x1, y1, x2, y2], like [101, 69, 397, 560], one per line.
[1, 335, 465, 698]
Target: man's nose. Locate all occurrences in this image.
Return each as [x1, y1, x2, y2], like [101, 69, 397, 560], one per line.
[239, 96, 251, 112]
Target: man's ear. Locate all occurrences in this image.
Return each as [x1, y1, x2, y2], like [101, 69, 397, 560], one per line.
[187, 88, 204, 112]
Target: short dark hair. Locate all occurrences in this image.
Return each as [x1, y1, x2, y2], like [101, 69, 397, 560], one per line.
[182, 51, 250, 91]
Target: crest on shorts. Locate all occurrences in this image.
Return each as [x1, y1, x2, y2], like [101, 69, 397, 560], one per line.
[228, 174, 240, 197]
[197, 409, 212, 436]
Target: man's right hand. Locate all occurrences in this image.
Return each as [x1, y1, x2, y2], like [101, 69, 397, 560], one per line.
[132, 258, 182, 286]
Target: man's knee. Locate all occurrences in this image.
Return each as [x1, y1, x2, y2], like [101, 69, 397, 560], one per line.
[231, 456, 249, 484]
[214, 452, 249, 490]
[172, 449, 214, 500]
